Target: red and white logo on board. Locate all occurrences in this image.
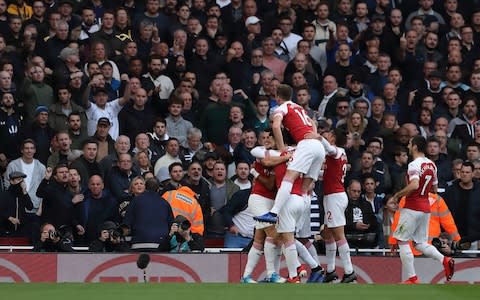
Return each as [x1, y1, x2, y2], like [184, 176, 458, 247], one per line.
[84, 254, 203, 283]
[0, 258, 31, 282]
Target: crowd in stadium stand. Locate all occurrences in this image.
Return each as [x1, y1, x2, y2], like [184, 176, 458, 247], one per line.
[0, 0, 479, 254]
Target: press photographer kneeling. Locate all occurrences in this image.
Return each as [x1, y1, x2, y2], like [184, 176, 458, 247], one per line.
[89, 221, 129, 252]
[168, 215, 204, 252]
[33, 223, 74, 252]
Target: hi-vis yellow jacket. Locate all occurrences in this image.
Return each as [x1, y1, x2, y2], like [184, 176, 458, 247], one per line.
[162, 186, 204, 235]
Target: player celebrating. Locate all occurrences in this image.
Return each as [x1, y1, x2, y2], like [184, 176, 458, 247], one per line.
[241, 130, 286, 283]
[319, 128, 357, 283]
[389, 136, 454, 283]
[254, 84, 325, 224]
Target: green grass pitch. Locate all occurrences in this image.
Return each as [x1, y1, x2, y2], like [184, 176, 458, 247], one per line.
[1, 283, 479, 300]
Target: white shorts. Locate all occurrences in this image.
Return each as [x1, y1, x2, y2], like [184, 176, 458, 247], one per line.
[248, 193, 275, 230]
[392, 208, 429, 244]
[323, 192, 348, 228]
[296, 195, 312, 238]
[288, 139, 325, 180]
[276, 194, 305, 233]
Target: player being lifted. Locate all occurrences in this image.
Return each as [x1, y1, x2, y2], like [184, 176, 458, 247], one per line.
[254, 84, 325, 224]
[318, 128, 357, 283]
[389, 136, 454, 283]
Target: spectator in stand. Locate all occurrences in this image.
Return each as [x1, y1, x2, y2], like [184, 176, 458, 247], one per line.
[230, 161, 252, 190]
[70, 139, 102, 187]
[147, 117, 169, 157]
[261, 37, 287, 82]
[99, 135, 131, 178]
[43, 20, 70, 69]
[48, 86, 87, 132]
[36, 164, 84, 239]
[0, 92, 23, 160]
[21, 64, 54, 125]
[140, 54, 174, 117]
[0, 171, 33, 237]
[182, 161, 211, 220]
[159, 162, 184, 192]
[448, 97, 478, 145]
[344, 179, 378, 249]
[83, 77, 130, 140]
[134, 150, 153, 176]
[445, 161, 480, 249]
[91, 117, 116, 162]
[389, 146, 408, 194]
[154, 137, 182, 177]
[465, 142, 480, 162]
[46, 131, 81, 168]
[206, 160, 239, 238]
[132, 133, 161, 166]
[23, 106, 55, 165]
[426, 137, 452, 194]
[180, 127, 207, 166]
[118, 87, 156, 144]
[221, 188, 254, 248]
[165, 96, 193, 146]
[124, 176, 174, 252]
[108, 153, 138, 203]
[75, 175, 118, 245]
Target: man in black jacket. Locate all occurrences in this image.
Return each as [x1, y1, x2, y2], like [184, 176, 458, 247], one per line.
[344, 179, 378, 249]
[445, 161, 480, 247]
[0, 171, 33, 237]
[36, 164, 85, 239]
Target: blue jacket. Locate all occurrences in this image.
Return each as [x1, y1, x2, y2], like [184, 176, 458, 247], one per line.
[124, 190, 174, 247]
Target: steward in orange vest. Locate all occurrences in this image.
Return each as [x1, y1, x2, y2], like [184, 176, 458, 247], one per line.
[162, 186, 205, 235]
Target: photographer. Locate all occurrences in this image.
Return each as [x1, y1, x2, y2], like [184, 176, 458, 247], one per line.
[168, 215, 204, 252]
[89, 221, 129, 252]
[0, 171, 34, 237]
[33, 223, 74, 252]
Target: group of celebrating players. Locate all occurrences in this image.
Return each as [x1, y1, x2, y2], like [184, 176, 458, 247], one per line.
[240, 84, 455, 284]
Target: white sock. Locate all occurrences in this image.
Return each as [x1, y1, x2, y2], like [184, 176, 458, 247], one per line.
[264, 238, 277, 277]
[283, 241, 300, 278]
[271, 180, 293, 214]
[305, 240, 320, 265]
[274, 241, 283, 274]
[415, 242, 444, 262]
[295, 239, 318, 268]
[337, 239, 353, 274]
[243, 242, 263, 277]
[399, 242, 416, 279]
[325, 238, 337, 273]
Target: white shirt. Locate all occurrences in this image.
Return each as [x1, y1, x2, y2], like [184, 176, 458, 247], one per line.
[86, 99, 123, 140]
[317, 89, 338, 118]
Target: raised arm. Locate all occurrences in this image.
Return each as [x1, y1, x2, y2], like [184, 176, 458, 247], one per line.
[118, 78, 131, 106]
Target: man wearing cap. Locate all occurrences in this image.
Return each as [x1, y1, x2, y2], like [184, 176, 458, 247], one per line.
[83, 75, 130, 140]
[241, 15, 263, 55]
[23, 106, 55, 165]
[92, 117, 115, 162]
[0, 171, 34, 237]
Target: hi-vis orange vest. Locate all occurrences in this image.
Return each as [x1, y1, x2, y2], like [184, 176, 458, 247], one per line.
[162, 186, 204, 235]
[389, 193, 460, 255]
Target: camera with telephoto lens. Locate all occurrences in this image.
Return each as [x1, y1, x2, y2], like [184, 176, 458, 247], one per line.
[48, 225, 72, 241]
[432, 235, 472, 256]
[173, 215, 191, 231]
[108, 227, 123, 240]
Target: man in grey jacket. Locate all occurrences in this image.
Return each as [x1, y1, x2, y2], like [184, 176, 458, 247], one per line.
[4, 139, 46, 240]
